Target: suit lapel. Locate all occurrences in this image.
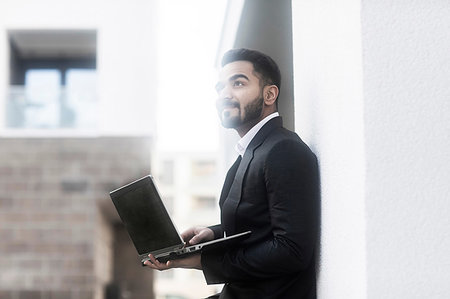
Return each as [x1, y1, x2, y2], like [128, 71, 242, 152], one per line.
[222, 117, 283, 234]
[219, 155, 241, 208]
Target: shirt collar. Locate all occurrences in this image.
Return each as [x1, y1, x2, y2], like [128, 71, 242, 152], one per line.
[235, 112, 279, 156]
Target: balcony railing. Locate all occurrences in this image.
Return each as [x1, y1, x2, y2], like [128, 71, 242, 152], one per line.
[6, 85, 97, 129]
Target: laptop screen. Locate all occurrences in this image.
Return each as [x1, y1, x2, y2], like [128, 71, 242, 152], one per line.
[110, 176, 182, 255]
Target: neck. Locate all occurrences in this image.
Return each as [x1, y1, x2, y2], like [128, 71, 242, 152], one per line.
[235, 119, 260, 138]
[235, 109, 277, 138]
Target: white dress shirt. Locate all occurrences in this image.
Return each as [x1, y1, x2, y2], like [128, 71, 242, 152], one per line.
[235, 112, 280, 157]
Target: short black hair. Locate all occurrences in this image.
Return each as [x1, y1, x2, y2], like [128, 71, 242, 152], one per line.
[221, 48, 281, 94]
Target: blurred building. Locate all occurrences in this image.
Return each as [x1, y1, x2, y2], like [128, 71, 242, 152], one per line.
[0, 1, 158, 299]
[0, 137, 153, 299]
[150, 151, 224, 299]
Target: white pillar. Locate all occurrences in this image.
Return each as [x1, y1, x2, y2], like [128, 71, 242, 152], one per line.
[361, 1, 450, 298]
[293, 0, 450, 298]
[292, 1, 367, 298]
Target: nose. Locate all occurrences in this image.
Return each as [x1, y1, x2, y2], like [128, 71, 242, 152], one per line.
[218, 85, 232, 101]
[216, 89, 231, 110]
[216, 88, 232, 110]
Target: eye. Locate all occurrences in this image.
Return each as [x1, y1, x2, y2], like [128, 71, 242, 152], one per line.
[233, 80, 244, 87]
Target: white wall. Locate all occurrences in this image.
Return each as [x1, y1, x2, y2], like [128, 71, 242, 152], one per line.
[361, 1, 450, 298]
[292, 1, 367, 298]
[293, 0, 450, 298]
[0, 0, 157, 136]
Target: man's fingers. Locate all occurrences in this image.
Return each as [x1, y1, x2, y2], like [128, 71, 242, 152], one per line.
[181, 230, 196, 243]
[145, 254, 201, 270]
[181, 226, 209, 244]
[181, 232, 194, 242]
[189, 235, 199, 245]
[191, 228, 214, 245]
[189, 232, 204, 244]
[167, 254, 201, 269]
[144, 254, 170, 270]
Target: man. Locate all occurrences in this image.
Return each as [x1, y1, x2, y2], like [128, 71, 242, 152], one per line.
[146, 48, 319, 299]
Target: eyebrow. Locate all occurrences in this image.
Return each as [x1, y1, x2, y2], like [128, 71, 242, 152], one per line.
[229, 74, 249, 82]
[215, 73, 250, 92]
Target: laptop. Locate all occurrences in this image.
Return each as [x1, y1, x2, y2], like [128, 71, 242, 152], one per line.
[109, 175, 251, 265]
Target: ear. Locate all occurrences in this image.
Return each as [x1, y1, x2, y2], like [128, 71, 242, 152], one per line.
[263, 85, 279, 107]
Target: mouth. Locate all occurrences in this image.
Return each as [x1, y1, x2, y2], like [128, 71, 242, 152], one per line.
[222, 106, 238, 111]
[220, 105, 238, 119]
[218, 101, 239, 111]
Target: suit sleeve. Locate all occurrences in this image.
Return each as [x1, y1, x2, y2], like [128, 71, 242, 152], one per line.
[202, 139, 319, 283]
[208, 224, 224, 240]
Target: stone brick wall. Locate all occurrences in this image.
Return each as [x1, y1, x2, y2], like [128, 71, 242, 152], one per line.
[0, 137, 154, 299]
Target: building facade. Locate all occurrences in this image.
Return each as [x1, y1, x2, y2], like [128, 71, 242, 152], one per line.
[0, 1, 158, 298]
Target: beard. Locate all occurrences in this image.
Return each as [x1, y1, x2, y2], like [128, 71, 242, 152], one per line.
[220, 94, 264, 129]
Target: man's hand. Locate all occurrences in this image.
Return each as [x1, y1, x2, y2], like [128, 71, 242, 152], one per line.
[181, 226, 214, 245]
[143, 253, 202, 270]
[143, 226, 214, 271]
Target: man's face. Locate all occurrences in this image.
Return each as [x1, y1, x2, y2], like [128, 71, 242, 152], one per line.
[215, 61, 264, 130]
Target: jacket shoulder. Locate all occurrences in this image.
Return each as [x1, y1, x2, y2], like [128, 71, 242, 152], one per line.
[264, 127, 316, 158]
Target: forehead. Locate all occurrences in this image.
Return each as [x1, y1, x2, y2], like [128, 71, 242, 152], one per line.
[218, 60, 258, 82]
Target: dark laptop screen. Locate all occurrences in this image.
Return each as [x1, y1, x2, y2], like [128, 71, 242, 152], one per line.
[110, 176, 182, 255]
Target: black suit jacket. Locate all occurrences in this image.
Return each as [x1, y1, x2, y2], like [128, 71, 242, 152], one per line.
[201, 117, 319, 299]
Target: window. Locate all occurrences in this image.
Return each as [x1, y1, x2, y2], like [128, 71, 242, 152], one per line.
[65, 69, 97, 128]
[6, 30, 97, 129]
[23, 69, 60, 128]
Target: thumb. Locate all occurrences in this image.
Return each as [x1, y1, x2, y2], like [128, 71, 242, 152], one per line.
[189, 235, 200, 245]
[191, 229, 210, 245]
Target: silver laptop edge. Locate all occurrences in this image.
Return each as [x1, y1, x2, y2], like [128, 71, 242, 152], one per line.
[141, 230, 252, 264]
